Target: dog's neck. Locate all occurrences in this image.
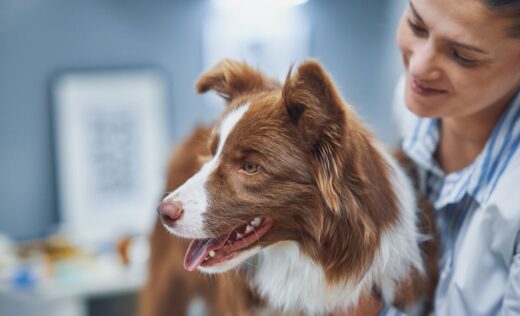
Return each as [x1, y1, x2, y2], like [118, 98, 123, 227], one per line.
[241, 144, 425, 315]
[249, 241, 366, 315]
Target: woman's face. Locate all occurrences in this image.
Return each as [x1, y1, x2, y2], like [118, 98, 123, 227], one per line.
[397, 0, 520, 118]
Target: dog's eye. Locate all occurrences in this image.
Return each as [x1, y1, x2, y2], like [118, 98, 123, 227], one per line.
[241, 162, 260, 174]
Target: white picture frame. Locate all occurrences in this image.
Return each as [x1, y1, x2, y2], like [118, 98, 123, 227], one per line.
[51, 67, 170, 244]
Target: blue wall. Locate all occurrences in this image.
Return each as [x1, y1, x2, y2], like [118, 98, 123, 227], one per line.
[0, 0, 406, 239]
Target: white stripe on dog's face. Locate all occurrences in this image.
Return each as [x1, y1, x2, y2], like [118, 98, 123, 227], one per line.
[163, 104, 250, 238]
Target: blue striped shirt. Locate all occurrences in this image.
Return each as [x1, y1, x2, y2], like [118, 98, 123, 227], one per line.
[383, 81, 520, 315]
[403, 92, 520, 209]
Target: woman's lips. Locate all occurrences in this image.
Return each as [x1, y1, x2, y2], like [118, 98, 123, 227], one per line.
[410, 79, 447, 96]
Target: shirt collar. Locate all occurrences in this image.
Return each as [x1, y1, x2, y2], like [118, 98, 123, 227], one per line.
[402, 91, 520, 209]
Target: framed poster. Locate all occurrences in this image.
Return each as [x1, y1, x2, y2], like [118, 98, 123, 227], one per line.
[51, 67, 170, 244]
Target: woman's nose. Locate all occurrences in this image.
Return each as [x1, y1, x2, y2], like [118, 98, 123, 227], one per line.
[408, 42, 441, 81]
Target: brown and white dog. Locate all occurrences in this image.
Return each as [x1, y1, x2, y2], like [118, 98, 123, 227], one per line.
[156, 60, 438, 315]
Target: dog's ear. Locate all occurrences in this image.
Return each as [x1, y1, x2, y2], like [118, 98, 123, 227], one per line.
[282, 60, 348, 214]
[196, 59, 280, 102]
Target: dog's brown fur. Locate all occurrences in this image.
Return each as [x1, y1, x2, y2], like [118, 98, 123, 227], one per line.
[191, 61, 401, 287]
[141, 60, 439, 315]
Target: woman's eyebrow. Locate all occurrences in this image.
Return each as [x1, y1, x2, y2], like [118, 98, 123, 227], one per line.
[450, 41, 490, 55]
[409, 0, 490, 55]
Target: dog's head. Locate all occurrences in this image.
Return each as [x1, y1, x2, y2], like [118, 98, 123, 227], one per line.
[159, 59, 398, 279]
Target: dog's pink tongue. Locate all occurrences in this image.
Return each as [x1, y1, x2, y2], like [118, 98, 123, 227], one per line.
[184, 237, 227, 271]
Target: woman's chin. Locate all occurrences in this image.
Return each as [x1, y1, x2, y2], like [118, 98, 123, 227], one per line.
[407, 103, 437, 118]
[405, 90, 445, 118]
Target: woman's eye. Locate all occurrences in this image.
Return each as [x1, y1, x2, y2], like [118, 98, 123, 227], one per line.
[407, 18, 427, 37]
[451, 49, 478, 67]
[241, 162, 260, 174]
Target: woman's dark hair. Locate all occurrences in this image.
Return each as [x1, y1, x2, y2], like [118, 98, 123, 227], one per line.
[482, 0, 520, 37]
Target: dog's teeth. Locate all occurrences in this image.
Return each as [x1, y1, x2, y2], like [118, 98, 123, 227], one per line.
[209, 250, 216, 257]
[251, 217, 262, 227]
[245, 225, 254, 234]
[226, 240, 232, 244]
[236, 233, 243, 239]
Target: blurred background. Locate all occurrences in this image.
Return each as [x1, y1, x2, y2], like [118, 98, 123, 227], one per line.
[0, 0, 406, 315]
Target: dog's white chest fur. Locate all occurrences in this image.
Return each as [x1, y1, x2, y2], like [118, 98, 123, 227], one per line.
[251, 242, 364, 315]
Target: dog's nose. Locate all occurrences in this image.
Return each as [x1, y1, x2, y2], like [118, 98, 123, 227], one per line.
[157, 200, 184, 227]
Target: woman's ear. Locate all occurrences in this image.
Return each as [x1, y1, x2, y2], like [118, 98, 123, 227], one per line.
[196, 59, 280, 102]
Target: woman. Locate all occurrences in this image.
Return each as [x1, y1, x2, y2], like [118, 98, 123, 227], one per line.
[378, 0, 520, 314]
